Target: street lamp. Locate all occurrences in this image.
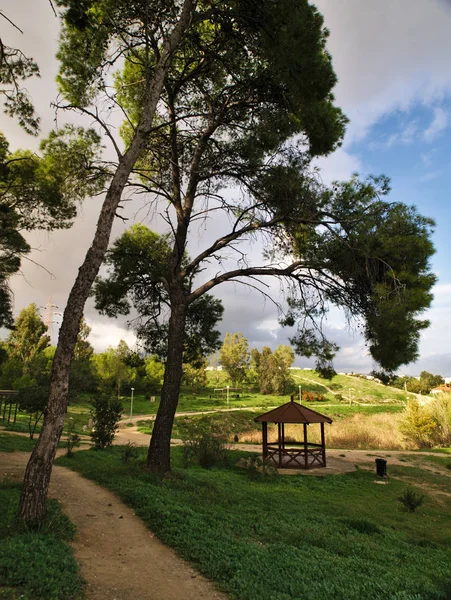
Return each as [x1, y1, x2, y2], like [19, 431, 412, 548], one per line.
[130, 387, 135, 424]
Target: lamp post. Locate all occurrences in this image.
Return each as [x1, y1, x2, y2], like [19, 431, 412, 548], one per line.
[226, 385, 230, 410]
[130, 387, 135, 424]
[299, 385, 302, 403]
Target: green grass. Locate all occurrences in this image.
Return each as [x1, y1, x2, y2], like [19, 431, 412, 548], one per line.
[18, 369, 410, 438]
[291, 369, 412, 404]
[0, 433, 36, 453]
[0, 482, 84, 600]
[137, 410, 263, 438]
[420, 447, 451, 455]
[396, 454, 451, 471]
[57, 446, 451, 600]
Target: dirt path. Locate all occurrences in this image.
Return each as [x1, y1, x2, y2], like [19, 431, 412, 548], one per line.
[114, 423, 451, 478]
[0, 452, 227, 600]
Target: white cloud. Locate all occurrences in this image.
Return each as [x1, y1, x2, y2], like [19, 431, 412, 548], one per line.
[423, 107, 449, 142]
[87, 319, 136, 353]
[314, 147, 362, 184]
[315, 0, 451, 144]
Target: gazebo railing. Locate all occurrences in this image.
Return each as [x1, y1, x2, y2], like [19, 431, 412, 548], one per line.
[266, 442, 325, 469]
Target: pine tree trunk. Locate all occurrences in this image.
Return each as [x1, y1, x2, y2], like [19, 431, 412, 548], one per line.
[147, 295, 187, 474]
[18, 1, 195, 522]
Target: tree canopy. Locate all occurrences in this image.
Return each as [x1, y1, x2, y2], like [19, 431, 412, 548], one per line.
[251, 345, 294, 395]
[0, 16, 40, 134]
[94, 224, 224, 367]
[0, 127, 104, 327]
[6, 303, 50, 367]
[219, 333, 251, 387]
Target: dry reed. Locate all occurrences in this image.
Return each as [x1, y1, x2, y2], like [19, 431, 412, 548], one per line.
[238, 412, 409, 450]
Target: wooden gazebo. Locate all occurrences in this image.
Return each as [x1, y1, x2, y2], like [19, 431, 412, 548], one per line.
[255, 397, 332, 469]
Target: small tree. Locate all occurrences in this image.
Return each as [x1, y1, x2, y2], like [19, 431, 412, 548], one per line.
[182, 359, 208, 393]
[419, 371, 444, 394]
[251, 345, 294, 395]
[143, 355, 165, 395]
[90, 395, 123, 450]
[92, 340, 136, 399]
[6, 304, 50, 371]
[17, 386, 48, 440]
[70, 317, 96, 394]
[219, 333, 251, 387]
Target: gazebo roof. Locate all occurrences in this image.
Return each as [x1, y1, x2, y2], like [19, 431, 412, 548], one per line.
[255, 400, 332, 424]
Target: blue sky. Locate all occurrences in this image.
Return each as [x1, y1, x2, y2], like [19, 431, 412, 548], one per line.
[354, 104, 451, 274]
[2, 0, 451, 375]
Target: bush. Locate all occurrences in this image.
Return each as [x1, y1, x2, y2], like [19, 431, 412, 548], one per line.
[399, 396, 451, 448]
[302, 390, 326, 402]
[65, 419, 80, 458]
[398, 487, 425, 513]
[241, 455, 279, 479]
[428, 394, 451, 446]
[399, 400, 438, 448]
[90, 394, 123, 449]
[181, 419, 228, 468]
[17, 386, 48, 439]
[120, 442, 139, 463]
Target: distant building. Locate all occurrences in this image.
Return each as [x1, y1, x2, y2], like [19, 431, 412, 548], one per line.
[430, 384, 451, 395]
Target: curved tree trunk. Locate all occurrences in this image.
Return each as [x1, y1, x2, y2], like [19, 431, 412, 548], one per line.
[18, 0, 195, 522]
[147, 293, 187, 474]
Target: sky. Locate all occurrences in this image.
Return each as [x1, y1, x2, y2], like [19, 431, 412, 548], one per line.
[2, 0, 451, 375]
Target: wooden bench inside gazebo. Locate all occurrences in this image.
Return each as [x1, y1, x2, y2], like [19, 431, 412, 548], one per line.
[255, 396, 333, 469]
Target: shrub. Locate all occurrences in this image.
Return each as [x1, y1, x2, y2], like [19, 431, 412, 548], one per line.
[302, 391, 326, 402]
[181, 419, 229, 468]
[398, 487, 425, 513]
[120, 442, 139, 463]
[90, 394, 123, 449]
[65, 419, 80, 458]
[16, 386, 48, 439]
[428, 394, 451, 446]
[399, 400, 438, 448]
[241, 455, 279, 479]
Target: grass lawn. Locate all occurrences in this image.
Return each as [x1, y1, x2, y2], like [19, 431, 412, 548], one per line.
[57, 446, 451, 600]
[0, 481, 84, 599]
[2, 369, 410, 438]
[291, 369, 413, 404]
[0, 433, 36, 453]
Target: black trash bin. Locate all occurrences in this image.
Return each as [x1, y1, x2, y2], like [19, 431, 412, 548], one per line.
[375, 458, 387, 477]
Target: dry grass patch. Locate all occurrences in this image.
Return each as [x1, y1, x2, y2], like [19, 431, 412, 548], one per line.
[240, 412, 409, 450]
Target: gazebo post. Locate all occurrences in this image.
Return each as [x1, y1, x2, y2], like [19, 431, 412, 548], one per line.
[321, 422, 326, 467]
[303, 423, 308, 468]
[262, 422, 268, 460]
[277, 422, 283, 467]
[255, 401, 332, 470]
